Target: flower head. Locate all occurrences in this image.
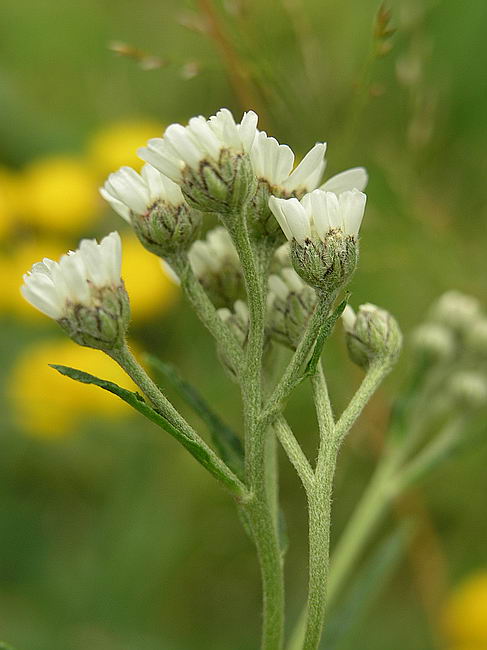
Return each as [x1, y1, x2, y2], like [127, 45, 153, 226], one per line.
[21, 232, 130, 351]
[269, 189, 366, 292]
[267, 266, 317, 349]
[188, 227, 244, 308]
[100, 164, 201, 256]
[248, 131, 367, 240]
[138, 108, 258, 214]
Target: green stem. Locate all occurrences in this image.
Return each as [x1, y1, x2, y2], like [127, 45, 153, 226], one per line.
[109, 341, 248, 499]
[262, 294, 335, 427]
[300, 364, 337, 649]
[274, 416, 314, 493]
[233, 223, 284, 650]
[303, 444, 337, 650]
[335, 360, 392, 445]
[173, 257, 244, 371]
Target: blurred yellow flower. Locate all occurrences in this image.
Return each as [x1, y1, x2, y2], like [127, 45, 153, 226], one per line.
[88, 120, 164, 178]
[121, 233, 179, 321]
[0, 237, 68, 319]
[0, 167, 22, 240]
[442, 571, 487, 648]
[9, 338, 138, 438]
[21, 155, 98, 234]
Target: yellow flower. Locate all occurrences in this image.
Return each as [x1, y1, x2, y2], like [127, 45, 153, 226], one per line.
[9, 338, 139, 438]
[88, 120, 164, 178]
[121, 233, 179, 321]
[442, 571, 487, 647]
[21, 156, 98, 234]
[0, 167, 22, 240]
[0, 237, 68, 319]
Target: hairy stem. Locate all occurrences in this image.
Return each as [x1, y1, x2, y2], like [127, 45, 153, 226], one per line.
[233, 224, 285, 650]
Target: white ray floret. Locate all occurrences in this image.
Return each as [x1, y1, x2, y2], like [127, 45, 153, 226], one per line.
[268, 188, 367, 244]
[21, 232, 122, 320]
[137, 108, 259, 184]
[100, 164, 185, 223]
[188, 226, 239, 278]
[250, 130, 368, 196]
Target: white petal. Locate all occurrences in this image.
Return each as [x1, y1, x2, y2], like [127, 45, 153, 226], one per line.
[187, 116, 222, 160]
[341, 304, 356, 331]
[269, 274, 290, 300]
[339, 190, 367, 235]
[58, 253, 90, 304]
[106, 166, 149, 214]
[164, 123, 203, 169]
[282, 143, 327, 192]
[21, 274, 64, 319]
[99, 232, 122, 285]
[100, 187, 132, 223]
[138, 139, 183, 183]
[238, 110, 259, 152]
[281, 198, 310, 244]
[281, 267, 304, 292]
[321, 167, 368, 194]
[268, 196, 293, 241]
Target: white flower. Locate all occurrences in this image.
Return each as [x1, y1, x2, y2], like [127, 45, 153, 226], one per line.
[320, 167, 368, 194]
[250, 132, 326, 194]
[137, 108, 258, 184]
[448, 371, 487, 408]
[429, 291, 482, 331]
[100, 164, 185, 223]
[250, 130, 368, 195]
[188, 226, 239, 278]
[21, 232, 122, 320]
[411, 322, 455, 360]
[269, 188, 367, 244]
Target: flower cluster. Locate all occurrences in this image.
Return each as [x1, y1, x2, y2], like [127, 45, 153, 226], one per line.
[21, 107, 371, 355]
[410, 290, 487, 410]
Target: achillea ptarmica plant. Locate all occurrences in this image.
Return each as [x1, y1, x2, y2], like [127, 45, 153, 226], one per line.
[138, 108, 258, 215]
[342, 302, 403, 368]
[269, 188, 366, 294]
[21, 232, 129, 351]
[100, 164, 201, 257]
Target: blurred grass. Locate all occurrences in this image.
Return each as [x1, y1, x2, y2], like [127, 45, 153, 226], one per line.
[1, 0, 487, 648]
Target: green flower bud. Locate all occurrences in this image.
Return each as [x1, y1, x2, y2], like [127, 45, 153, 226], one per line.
[411, 322, 456, 362]
[342, 303, 402, 368]
[447, 371, 487, 409]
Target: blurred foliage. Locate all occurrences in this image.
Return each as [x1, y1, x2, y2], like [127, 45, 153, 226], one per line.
[0, 0, 486, 648]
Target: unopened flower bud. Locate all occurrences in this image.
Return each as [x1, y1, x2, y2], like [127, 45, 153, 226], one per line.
[411, 322, 455, 361]
[138, 108, 258, 216]
[188, 227, 244, 308]
[100, 164, 201, 257]
[21, 232, 130, 352]
[267, 267, 317, 349]
[342, 302, 402, 368]
[447, 371, 487, 409]
[429, 291, 482, 332]
[269, 189, 365, 295]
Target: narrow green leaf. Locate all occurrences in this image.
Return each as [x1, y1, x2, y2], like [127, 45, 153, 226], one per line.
[304, 297, 349, 379]
[321, 525, 410, 650]
[144, 354, 244, 476]
[50, 365, 242, 492]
